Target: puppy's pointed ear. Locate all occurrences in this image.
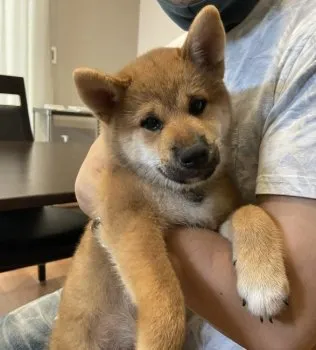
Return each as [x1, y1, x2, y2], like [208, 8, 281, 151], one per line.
[73, 68, 131, 122]
[182, 5, 225, 76]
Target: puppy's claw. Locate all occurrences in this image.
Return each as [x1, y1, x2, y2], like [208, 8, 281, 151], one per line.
[283, 299, 289, 306]
[233, 260, 237, 266]
[242, 299, 246, 307]
[269, 317, 273, 324]
[260, 316, 263, 323]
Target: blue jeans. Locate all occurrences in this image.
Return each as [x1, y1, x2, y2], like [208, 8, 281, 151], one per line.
[0, 289, 61, 350]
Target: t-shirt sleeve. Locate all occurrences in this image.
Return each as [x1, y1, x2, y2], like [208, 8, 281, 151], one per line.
[256, 35, 316, 199]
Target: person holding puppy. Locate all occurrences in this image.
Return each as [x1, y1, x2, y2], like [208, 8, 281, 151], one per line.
[1, 0, 316, 349]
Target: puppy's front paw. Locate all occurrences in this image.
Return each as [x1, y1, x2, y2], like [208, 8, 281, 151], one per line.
[229, 204, 290, 321]
[236, 258, 289, 320]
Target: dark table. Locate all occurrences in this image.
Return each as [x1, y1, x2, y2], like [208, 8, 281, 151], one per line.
[0, 142, 89, 211]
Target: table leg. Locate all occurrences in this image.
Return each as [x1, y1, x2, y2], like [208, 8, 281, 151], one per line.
[38, 264, 46, 283]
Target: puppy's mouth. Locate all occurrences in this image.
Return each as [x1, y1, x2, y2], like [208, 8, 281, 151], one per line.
[158, 161, 219, 185]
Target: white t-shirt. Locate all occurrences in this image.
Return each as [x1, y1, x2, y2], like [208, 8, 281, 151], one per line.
[169, 0, 316, 348]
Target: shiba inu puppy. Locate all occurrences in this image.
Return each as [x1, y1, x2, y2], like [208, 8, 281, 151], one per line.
[50, 5, 289, 350]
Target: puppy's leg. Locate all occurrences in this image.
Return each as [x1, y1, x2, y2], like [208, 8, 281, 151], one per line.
[102, 213, 185, 350]
[220, 205, 289, 320]
[50, 224, 136, 350]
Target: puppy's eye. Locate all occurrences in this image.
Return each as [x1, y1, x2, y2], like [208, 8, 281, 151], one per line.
[189, 97, 207, 116]
[141, 114, 163, 132]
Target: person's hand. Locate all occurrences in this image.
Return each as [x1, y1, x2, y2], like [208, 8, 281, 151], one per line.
[75, 135, 108, 217]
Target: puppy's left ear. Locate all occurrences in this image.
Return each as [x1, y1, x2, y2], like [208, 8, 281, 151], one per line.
[182, 5, 225, 76]
[73, 68, 131, 123]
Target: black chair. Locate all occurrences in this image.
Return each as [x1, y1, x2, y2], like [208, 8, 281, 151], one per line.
[0, 75, 33, 141]
[0, 74, 88, 282]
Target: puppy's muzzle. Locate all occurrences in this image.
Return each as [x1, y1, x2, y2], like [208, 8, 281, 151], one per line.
[160, 141, 220, 184]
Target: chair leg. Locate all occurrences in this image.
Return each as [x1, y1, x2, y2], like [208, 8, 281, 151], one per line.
[38, 264, 46, 282]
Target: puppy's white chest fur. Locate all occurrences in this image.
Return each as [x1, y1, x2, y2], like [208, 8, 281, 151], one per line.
[155, 188, 217, 229]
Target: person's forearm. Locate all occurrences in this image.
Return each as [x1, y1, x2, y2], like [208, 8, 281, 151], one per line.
[167, 227, 312, 350]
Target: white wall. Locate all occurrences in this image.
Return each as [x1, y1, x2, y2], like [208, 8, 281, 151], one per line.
[50, 0, 184, 105]
[50, 0, 140, 106]
[137, 0, 184, 55]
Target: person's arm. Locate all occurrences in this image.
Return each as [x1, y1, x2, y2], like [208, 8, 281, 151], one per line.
[167, 195, 316, 350]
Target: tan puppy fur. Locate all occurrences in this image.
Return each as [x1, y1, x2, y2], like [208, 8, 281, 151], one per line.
[50, 6, 289, 350]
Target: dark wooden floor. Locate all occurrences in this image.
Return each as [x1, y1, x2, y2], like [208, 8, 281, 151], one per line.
[0, 259, 71, 316]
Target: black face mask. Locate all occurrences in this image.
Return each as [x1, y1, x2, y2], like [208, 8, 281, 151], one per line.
[157, 0, 258, 32]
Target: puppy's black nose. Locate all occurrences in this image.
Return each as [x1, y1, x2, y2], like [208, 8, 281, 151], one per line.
[177, 143, 209, 168]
